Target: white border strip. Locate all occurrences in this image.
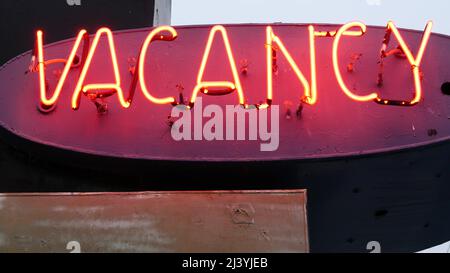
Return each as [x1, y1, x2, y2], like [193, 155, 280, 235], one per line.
[417, 241, 450, 253]
[154, 0, 172, 26]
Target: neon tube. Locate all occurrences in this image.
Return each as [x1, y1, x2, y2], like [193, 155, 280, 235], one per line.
[138, 26, 178, 105]
[190, 25, 245, 107]
[265, 26, 317, 107]
[37, 30, 88, 108]
[72, 27, 130, 110]
[332, 22, 378, 102]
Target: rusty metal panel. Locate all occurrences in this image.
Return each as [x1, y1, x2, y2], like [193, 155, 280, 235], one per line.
[0, 190, 308, 253]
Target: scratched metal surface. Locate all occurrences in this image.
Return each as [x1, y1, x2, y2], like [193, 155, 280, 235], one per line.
[0, 190, 308, 253]
[0, 24, 449, 161]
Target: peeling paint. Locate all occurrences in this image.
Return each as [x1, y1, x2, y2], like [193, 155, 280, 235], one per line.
[51, 206, 107, 213]
[0, 233, 6, 247]
[34, 219, 157, 229]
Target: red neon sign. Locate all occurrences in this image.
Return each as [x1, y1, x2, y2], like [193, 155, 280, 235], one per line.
[33, 22, 434, 112]
[35, 29, 89, 110]
[332, 22, 378, 102]
[72, 27, 130, 110]
[138, 26, 178, 105]
[333, 21, 433, 106]
[190, 25, 246, 108]
[263, 25, 317, 108]
[378, 21, 433, 106]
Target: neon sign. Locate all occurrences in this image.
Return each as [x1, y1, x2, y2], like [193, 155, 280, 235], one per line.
[2, 22, 449, 161]
[332, 21, 433, 106]
[190, 25, 246, 108]
[36, 29, 89, 111]
[138, 26, 178, 105]
[32, 21, 434, 112]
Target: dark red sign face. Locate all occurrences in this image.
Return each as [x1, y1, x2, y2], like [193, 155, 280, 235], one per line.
[0, 23, 449, 161]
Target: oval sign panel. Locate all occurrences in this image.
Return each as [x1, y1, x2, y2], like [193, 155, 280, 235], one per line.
[0, 23, 449, 161]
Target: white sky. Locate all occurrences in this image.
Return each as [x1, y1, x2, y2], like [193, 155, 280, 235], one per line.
[172, 0, 450, 35]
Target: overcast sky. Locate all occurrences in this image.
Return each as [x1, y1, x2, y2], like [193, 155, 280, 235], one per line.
[172, 0, 450, 35]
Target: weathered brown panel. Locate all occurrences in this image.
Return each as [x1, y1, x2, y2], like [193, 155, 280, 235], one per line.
[0, 190, 308, 253]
